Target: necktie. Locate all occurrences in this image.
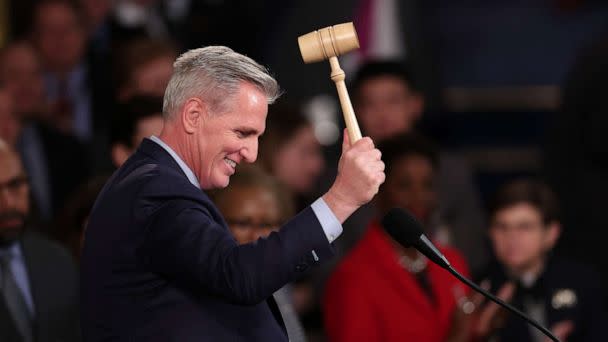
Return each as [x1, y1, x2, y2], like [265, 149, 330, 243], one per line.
[0, 253, 33, 342]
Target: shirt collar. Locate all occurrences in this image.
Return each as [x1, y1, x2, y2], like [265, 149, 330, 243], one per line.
[149, 135, 201, 189]
[0, 241, 23, 259]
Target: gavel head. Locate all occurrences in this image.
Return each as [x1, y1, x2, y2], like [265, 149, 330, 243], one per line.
[298, 22, 360, 64]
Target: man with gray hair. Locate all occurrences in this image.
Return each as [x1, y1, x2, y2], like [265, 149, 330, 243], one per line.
[81, 46, 385, 341]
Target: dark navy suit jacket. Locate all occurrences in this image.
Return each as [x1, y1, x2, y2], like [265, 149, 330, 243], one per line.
[81, 139, 334, 341]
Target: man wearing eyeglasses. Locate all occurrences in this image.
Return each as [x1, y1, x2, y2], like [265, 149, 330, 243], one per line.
[0, 139, 80, 342]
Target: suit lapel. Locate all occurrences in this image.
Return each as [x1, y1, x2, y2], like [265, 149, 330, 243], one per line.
[0, 298, 22, 341]
[20, 234, 47, 341]
[266, 295, 288, 337]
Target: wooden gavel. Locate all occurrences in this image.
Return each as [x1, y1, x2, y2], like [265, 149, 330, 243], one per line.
[298, 22, 362, 143]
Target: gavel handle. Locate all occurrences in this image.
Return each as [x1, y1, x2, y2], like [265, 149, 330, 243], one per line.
[329, 56, 362, 143]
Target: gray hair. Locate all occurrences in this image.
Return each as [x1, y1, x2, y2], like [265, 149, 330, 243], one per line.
[163, 46, 281, 119]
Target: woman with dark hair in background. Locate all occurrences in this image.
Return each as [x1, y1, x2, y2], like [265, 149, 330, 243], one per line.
[323, 133, 472, 342]
[257, 103, 325, 211]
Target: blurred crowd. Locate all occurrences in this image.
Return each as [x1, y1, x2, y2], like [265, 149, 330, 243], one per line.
[0, 0, 607, 341]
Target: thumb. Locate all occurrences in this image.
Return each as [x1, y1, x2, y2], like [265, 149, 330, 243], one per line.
[342, 128, 351, 153]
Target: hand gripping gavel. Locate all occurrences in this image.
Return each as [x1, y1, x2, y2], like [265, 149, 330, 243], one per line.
[298, 22, 362, 143]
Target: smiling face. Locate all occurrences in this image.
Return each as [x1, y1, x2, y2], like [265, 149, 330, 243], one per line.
[193, 82, 268, 189]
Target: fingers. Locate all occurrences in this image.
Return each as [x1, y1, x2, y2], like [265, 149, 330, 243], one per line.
[333, 134, 385, 207]
[351, 136, 374, 151]
[341, 128, 350, 153]
[496, 282, 516, 302]
[470, 280, 490, 307]
[480, 282, 515, 320]
[475, 281, 515, 337]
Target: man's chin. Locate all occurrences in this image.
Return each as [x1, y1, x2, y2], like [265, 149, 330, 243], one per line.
[209, 175, 231, 189]
[217, 179, 230, 189]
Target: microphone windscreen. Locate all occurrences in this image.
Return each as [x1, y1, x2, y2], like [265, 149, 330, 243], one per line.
[381, 208, 424, 248]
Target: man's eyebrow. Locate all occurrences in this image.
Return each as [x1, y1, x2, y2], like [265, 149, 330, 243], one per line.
[235, 127, 260, 136]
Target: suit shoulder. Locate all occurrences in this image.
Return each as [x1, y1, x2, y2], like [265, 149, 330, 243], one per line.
[110, 152, 198, 199]
[22, 232, 77, 269]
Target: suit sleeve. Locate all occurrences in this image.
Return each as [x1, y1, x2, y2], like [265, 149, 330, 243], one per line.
[138, 198, 334, 305]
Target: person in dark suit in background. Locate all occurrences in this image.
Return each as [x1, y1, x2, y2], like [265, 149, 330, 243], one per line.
[30, 0, 110, 142]
[474, 180, 605, 342]
[0, 138, 80, 342]
[81, 46, 385, 341]
[0, 41, 89, 224]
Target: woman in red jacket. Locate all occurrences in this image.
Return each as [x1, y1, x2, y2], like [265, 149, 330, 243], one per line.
[323, 133, 473, 342]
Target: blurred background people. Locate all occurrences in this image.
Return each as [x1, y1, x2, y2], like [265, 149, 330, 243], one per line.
[323, 133, 471, 342]
[30, 0, 111, 141]
[474, 180, 605, 342]
[0, 41, 48, 122]
[0, 42, 89, 224]
[109, 95, 164, 168]
[258, 103, 326, 211]
[54, 176, 107, 261]
[544, 34, 608, 303]
[113, 38, 177, 100]
[0, 86, 20, 146]
[342, 60, 488, 272]
[50, 95, 164, 252]
[257, 103, 328, 338]
[211, 166, 305, 342]
[0, 138, 80, 342]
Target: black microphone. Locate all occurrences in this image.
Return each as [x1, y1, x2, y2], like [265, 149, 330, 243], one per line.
[381, 208, 560, 342]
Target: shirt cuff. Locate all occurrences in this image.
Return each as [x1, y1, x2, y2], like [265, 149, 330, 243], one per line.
[311, 197, 343, 243]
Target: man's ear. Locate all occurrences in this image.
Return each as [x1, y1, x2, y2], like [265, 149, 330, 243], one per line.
[544, 221, 561, 250]
[111, 144, 132, 168]
[181, 98, 206, 134]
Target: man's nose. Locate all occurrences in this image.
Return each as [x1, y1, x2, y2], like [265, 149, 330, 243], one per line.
[242, 138, 258, 163]
[0, 188, 14, 209]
